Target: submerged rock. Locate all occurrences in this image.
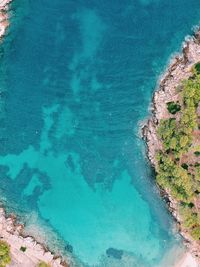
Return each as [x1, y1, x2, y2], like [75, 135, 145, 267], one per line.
[106, 247, 123, 259]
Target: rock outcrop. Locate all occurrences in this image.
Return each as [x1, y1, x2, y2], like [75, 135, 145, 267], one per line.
[142, 29, 200, 263]
[0, 0, 11, 37]
[0, 208, 68, 267]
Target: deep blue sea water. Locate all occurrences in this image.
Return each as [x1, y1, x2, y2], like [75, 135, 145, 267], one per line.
[0, 0, 200, 266]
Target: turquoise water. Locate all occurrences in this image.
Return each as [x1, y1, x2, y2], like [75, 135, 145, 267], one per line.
[1, 0, 200, 266]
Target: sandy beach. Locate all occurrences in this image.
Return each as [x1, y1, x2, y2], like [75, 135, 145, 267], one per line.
[175, 252, 199, 267]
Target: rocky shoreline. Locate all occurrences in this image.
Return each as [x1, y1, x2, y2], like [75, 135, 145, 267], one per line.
[142, 29, 200, 264]
[0, 207, 68, 267]
[0, 1, 69, 266]
[1, 0, 200, 265]
[0, 0, 12, 38]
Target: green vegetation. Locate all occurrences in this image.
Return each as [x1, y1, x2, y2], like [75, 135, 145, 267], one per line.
[38, 262, 51, 267]
[20, 246, 26, 252]
[180, 205, 200, 240]
[157, 117, 192, 157]
[194, 62, 200, 74]
[195, 166, 200, 181]
[156, 71, 200, 241]
[167, 101, 181, 114]
[181, 163, 188, 170]
[156, 152, 193, 202]
[0, 241, 11, 267]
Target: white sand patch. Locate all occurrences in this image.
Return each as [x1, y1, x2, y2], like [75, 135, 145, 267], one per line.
[175, 252, 200, 267]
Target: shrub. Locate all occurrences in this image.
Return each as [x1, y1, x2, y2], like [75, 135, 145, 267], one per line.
[38, 262, 51, 267]
[179, 135, 189, 148]
[191, 226, 200, 240]
[194, 62, 200, 74]
[195, 166, 200, 181]
[180, 206, 198, 229]
[156, 71, 200, 243]
[0, 241, 11, 267]
[181, 163, 188, 170]
[156, 153, 193, 202]
[157, 118, 176, 151]
[20, 246, 26, 252]
[167, 101, 181, 114]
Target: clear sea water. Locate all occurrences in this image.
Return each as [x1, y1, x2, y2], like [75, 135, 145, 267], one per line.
[0, 0, 200, 266]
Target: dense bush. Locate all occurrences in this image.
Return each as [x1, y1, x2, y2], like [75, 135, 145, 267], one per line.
[20, 246, 26, 252]
[194, 62, 200, 74]
[156, 72, 200, 240]
[181, 163, 188, 170]
[191, 227, 200, 240]
[156, 153, 193, 202]
[182, 74, 200, 106]
[195, 166, 200, 181]
[180, 206, 198, 229]
[157, 118, 192, 156]
[158, 73, 200, 155]
[167, 101, 181, 114]
[0, 241, 11, 267]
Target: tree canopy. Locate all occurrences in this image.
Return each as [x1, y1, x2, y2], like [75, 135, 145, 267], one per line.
[156, 69, 200, 240]
[0, 241, 11, 267]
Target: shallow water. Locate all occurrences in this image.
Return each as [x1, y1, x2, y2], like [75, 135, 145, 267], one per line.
[0, 0, 200, 266]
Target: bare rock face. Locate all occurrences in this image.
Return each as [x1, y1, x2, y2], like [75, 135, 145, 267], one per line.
[0, 0, 11, 38]
[0, 0, 12, 8]
[143, 31, 200, 166]
[142, 30, 200, 262]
